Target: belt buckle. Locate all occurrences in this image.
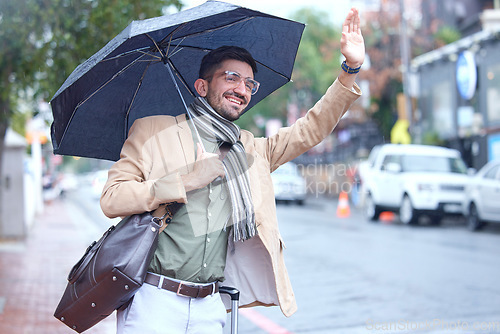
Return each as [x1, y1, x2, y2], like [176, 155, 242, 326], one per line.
[176, 282, 190, 298]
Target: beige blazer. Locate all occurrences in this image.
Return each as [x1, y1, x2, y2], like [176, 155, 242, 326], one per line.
[100, 79, 361, 317]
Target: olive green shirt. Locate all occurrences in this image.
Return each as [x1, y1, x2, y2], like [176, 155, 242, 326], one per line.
[148, 131, 231, 283]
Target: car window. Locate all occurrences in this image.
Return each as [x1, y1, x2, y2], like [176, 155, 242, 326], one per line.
[381, 154, 400, 171]
[449, 157, 468, 173]
[484, 164, 500, 180]
[401, 155, 467, 174]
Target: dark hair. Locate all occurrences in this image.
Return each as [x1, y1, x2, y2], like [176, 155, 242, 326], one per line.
[199, 46, 257, 80]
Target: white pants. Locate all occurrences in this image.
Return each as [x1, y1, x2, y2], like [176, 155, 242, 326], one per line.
[117, 280, 226, 334]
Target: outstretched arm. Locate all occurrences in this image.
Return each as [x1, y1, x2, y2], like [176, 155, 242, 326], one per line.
[338, 8, 365, 89]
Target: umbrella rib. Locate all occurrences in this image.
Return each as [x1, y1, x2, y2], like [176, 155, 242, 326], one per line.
[102, 47, 155, 62]
[167, 57, 196, 97]
[124, 62, 152, 139]
[166, 37, 186, 58]
[103, 37, 180, 64]
[158, 22, 189, 53]
[146, 22, 189, 60]
[162, 17, 255, 48]
[255, 59, 292, 81]
[136, 50, 162, 60]
[75, 53, 149, 110]
[145, 33, 166, 59]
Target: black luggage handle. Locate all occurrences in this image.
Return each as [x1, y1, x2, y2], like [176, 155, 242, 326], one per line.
[219, 286, 240, 300]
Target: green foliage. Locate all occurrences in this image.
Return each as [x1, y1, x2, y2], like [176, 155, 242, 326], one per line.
[434, 26, 461, 46]
[371, 78, 402, 141]
[291, 8, 341, 98]
[371, 97, 395, 142]
[10, 109, 29, 137]
[421, 130, 444, 146]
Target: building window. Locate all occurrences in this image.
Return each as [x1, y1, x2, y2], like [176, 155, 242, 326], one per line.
[431, 80, 454, 138]
[487, 63, 500, 124]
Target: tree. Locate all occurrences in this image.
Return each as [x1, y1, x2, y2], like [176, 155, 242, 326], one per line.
[360, 2, 404, 140]
[0, 0, 182, 222]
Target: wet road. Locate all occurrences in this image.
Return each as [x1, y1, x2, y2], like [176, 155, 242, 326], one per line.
[69, 188, 500, 334]
[242, 198, 500, 334]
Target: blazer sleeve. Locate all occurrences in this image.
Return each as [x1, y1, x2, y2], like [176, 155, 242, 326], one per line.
[255, 78, 361, 171]
[100, 117, 188, 218]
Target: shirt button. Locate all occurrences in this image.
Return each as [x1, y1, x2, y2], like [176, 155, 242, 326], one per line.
[208, 212, 212, 217]
[207, 237, 211, 243]
[210, 188, 213, 194]
[203, 263, 207, 268]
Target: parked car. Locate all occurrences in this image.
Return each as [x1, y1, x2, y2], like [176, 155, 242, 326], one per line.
[359, 144, 470, 225]
[271, 162, 307, 205]
[463, 160, 500, 231]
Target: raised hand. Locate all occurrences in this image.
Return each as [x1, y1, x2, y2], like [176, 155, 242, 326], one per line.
[340, 8, 365, 69]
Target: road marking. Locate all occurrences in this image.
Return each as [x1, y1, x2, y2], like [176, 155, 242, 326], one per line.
[239, 308, 294, 334]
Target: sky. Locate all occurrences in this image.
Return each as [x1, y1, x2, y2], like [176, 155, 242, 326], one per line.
[181, 0, 355, 26]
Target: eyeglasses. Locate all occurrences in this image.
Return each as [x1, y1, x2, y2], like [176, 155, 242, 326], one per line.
[222, 71, 260, 95]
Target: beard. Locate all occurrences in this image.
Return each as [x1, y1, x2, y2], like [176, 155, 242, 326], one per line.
[205, 90, 248, 121]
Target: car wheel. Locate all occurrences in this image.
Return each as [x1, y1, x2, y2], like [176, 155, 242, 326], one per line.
[400, 195, 418, 225]
[364, 193, 380, 221]
[467, 203, 483, 231]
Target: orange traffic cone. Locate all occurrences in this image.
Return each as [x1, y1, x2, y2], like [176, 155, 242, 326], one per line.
[336, 191, 351, 218]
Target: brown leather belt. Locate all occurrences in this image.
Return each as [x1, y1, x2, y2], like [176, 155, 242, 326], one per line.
[144, 273, 219, 298]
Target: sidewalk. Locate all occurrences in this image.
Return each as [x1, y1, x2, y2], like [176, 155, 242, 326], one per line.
[0, 199, 115, 334]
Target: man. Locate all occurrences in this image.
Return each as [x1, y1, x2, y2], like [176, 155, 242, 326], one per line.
[101, 8, 364, 334]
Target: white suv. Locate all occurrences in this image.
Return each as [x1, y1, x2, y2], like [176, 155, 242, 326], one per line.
[359, 144, 470, 225]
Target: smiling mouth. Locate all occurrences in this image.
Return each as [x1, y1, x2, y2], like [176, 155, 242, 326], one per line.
[224, 92, 247, 106]
[226, 97, 242, 105]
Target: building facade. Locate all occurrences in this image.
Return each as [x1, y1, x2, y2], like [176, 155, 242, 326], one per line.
[412, 26, 500, 169]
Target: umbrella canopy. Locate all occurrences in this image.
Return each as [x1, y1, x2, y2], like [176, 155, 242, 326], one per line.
[50, 0, 305, 161]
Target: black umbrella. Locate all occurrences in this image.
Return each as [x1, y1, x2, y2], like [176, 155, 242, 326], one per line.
[50, 0, 305, 161]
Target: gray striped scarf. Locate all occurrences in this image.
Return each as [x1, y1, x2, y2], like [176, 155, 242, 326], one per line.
[188, 97, 256, 242]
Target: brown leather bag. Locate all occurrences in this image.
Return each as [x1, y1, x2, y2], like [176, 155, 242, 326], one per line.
[54, 203, 181, 333]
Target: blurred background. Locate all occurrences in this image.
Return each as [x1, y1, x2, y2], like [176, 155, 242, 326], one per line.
[1, 1, 500, 333]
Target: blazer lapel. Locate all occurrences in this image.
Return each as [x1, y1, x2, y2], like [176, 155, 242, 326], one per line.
[175, 114, 196, 174]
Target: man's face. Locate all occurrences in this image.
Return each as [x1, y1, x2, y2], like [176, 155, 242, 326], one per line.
[202, 59, 254, 121]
